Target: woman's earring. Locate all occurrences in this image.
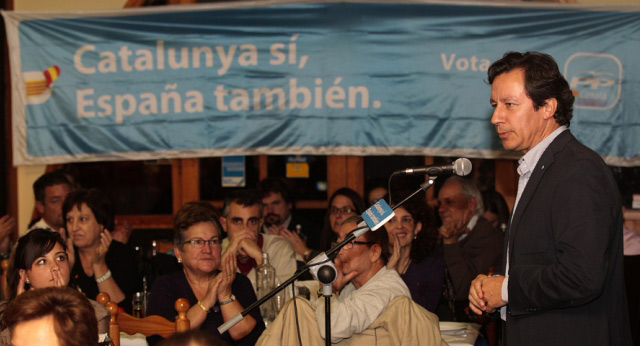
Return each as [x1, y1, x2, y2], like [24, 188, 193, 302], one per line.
[177, 258, 182, 263]
[25, 277, 30, 284]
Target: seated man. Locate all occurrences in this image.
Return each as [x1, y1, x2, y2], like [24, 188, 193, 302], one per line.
[436, 176, 504, 321]
[220, 189, 296, 290]
[4, 286, 99, 346]
[29, 171, 72, 238]
[258, 217, 445, 345]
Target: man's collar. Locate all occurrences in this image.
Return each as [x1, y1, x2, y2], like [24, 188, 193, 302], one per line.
[519, 126, 567, 176]
[458, 214, 479, 242]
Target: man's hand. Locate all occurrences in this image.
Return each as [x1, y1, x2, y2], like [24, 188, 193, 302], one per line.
[279, 227, 309, 258]
[469, 274, 507, 315]
[225, 229, 255, 258]
[238, 238, 263, 264]
[439, 209, 473, 244]
[332, 257, 357, 292]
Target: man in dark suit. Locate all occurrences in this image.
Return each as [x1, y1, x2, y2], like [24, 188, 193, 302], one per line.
[437, 176, 503, 321]
[469, 52, 632, 345]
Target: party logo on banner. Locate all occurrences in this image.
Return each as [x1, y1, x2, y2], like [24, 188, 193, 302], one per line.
[564, 53, 622, 110]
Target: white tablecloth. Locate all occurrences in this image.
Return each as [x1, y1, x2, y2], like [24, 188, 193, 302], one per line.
[439, 321, 481, 346]
[120, 332, 148, 346]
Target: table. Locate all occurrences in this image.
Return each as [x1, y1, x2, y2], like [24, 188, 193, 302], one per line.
[439, 321, 481, 346]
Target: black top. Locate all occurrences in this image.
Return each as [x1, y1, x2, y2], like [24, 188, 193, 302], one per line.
[146, 270, 265, 346]
[70, 240, 141, 314]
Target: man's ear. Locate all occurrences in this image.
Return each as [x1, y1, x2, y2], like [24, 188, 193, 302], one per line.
[219, 216, 227, 232]
[468, 196, 478, 213]
[542, 98, 558, 120]
[35, 201, 45, 215]
[370, 244, 382, 263]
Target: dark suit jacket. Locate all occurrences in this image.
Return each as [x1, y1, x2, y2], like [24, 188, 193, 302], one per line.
[504, 130, 631, 345]
[443, 217, 504, 301]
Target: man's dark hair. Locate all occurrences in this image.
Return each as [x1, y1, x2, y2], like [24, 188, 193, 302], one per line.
[222, 189, 263, 218]
[62, 189, 115, 233]
[343, 216, 390, 265]
[5, 287, 98, 346]
[33, 171, 71, 202]
[256, 177, 293, 205]
[488, 51, 574, 127]
[173, 201, 222, 249]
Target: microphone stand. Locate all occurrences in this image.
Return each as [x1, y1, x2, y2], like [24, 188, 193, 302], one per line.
[217, 229, 364, 335]
[218, 177, 437, 341]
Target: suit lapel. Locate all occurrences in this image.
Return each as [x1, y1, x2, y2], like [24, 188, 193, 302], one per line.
[506, 131, 575, 261]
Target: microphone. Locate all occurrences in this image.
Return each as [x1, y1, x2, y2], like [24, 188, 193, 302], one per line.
[394, 158, 472, 176]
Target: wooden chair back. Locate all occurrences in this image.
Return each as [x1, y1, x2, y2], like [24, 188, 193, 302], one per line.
[1, 258, 9, 300]
[96, 293, 190, 346]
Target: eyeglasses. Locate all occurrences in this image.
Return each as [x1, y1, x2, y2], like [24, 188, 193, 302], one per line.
[181, 238, 221, 248]
[329, 206, 355, 215]
[332, 240, 374, 250]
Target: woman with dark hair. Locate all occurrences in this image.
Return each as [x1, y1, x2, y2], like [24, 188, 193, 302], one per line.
[384, 195, 445, 312]
[481, 189, 510, 232]
[147, 201, 264, 346]
[0, 229, 108, 345]
[280, 187, 366, 262]
[319, 188, 366, 252]
[63, 189, 141, 313]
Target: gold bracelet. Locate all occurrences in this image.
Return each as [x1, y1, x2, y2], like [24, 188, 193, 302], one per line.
[197, 300, 209, 313]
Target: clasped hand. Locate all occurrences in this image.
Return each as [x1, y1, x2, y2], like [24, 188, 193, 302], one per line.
[468, 274, 507, 315]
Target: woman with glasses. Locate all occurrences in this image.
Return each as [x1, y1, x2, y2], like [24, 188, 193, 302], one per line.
[384, 194, 445, 312]
[319, 188, 366, 252]
[63, 189, 141, 314]
[281, 187, 365, 262]
[146, 201, 264, 346]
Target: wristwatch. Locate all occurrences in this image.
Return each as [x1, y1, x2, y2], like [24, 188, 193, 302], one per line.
[220, 294, 236, 306]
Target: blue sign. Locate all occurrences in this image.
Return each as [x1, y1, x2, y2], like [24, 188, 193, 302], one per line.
[3, 1, 639, 166]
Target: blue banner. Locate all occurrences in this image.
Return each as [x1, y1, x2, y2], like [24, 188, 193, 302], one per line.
[3, 1, 640, 166]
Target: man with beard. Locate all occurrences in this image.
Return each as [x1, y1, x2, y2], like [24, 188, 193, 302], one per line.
[257, 178, 321, 258]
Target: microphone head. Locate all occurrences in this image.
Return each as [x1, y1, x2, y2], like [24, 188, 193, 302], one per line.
[454, 158, 472, 176]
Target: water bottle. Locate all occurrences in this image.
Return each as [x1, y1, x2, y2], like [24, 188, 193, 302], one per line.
[256, 252, 277, 326]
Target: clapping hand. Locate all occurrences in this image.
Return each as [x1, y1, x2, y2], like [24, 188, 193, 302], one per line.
[386, 234, 401, 271]
[218, 252, 237, 302]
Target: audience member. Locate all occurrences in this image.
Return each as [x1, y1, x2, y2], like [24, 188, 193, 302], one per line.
[158, 330, 229, 346]
[220, 190, 296, 290]
[4, 286, 98, 346]
[385, 195, 444, 312]
[366, 185, 388, 206]
[481, 189, 510, 232]
[29, 171, 72, 239]
[257, 217, 445, 345]
[63, 189, 141, 313]
[147, 201, 263, 346]
[256, 178, 320, 261]
[318, 188, 366, 252]
[0, 228, 108, 342]
[436, 176, 503, 321]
